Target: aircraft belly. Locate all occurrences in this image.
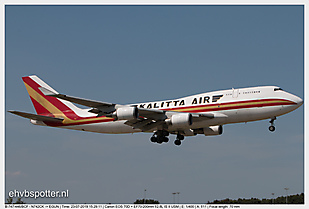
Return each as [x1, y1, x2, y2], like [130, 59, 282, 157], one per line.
[99, 121, 141, 134]
[249, 105, 299, 119]
[164, 105, 297, 131]
[223, 109, 252, 123]
[62, 121, 141, 134]
[222, 105, 296, 124]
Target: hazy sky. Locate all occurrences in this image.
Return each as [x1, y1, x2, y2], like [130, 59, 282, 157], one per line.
[4, 5, 304, 204]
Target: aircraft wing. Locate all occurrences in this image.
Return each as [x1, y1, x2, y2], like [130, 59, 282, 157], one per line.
[124, 108, 167, 131]
[8, 111, 64, 123]
[41, 87, 167, 119]
[40, 88, 227, 131]
[125, 118, 165, 132]
[39, 87, 117, 114]
[137, 108, 167, 120]
[39, 87, 115, 108]
[52, 94, 115, 108]
[125, 111, 228, 132]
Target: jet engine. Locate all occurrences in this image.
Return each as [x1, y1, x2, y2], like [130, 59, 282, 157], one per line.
[169, 113, 192, 128]
[112, 107, 139, 120]
[203, 125, 223, 136]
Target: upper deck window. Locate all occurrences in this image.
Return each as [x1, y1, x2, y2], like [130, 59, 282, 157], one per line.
[274, 88, 283, 91]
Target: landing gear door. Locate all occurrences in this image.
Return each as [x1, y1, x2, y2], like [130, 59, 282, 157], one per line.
[232, 88, 239, 98]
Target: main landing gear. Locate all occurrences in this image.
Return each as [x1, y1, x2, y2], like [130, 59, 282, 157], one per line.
[174, 133, 184, 146]
[269, 117, 276, 132]
[150, 130, 169, 144]
[150, 131, 185, 146]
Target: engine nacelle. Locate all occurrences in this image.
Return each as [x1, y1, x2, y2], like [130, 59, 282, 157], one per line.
[115, 107, 139, 120]
[203, 125, 223, 136]
[169, 113, 192, 128]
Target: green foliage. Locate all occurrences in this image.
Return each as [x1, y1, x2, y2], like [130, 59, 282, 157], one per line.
[6, 197, 26, 204]
[207, 193, 304, 204]
[6, 198, 13, 204]
[134, 199, 160, 204]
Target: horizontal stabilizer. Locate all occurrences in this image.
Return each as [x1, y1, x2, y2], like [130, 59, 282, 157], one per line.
[8, 111, 64, 123]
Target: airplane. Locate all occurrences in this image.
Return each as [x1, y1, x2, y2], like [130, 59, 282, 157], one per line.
[9, 75, 303, 146]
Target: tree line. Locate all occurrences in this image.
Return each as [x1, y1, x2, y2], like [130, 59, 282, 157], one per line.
[6, 193, 304, 204]
[207, 193, 304, 204]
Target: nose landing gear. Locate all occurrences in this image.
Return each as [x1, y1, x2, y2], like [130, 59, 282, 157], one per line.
[269, 117, 276, 132]
[269, 126, 275, 132]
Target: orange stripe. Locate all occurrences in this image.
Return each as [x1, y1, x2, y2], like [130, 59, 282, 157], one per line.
[162, 99, 296, 113]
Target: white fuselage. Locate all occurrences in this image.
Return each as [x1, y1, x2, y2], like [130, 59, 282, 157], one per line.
[53, 86, 302, 135]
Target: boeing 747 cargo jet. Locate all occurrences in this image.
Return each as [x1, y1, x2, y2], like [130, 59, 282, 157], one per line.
[9, 75, 303, 146]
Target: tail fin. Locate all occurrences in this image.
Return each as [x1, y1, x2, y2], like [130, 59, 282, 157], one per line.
[22, 75, 81, 116]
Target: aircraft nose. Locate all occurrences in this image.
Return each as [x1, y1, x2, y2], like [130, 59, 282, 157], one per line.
[294, 96, 303, 107]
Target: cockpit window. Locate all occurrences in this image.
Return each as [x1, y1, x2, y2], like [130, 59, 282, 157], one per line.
[274, 88, 283, 91]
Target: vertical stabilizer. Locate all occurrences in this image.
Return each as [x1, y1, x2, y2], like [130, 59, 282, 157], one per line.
[22, 75, 81, 116]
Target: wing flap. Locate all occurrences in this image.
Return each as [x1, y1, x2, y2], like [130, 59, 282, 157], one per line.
[124, 118, 153, 129]
[125, 110, 227, 131]
[140, 120, 165, 132]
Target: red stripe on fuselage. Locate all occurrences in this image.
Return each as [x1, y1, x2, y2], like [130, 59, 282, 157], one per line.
[161, 99, 296, 113]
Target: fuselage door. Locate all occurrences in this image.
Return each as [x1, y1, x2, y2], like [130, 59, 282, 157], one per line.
[232, 88, 239, 98]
